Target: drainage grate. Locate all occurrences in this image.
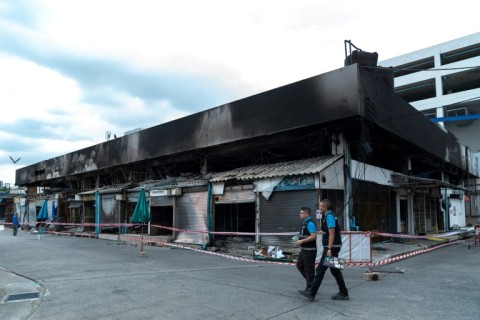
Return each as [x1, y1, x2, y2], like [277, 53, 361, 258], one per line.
[3, 292, 41, 303]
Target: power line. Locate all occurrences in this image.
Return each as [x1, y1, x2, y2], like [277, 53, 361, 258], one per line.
[366, 65, 480, 72]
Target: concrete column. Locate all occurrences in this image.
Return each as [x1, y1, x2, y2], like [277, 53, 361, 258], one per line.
[341, 133, 352, 231]
[434, 53, 446, 128]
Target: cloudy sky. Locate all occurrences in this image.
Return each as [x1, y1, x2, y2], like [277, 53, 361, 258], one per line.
[0, 0, 478, 186]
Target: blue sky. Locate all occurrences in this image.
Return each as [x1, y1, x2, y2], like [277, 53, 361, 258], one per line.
[0, 0, 478, 186]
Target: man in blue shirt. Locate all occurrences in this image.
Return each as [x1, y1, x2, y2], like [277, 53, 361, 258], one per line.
[12, 213, 19, 236]
[299, 199, 349, 302]
[295, 207, 317, 295]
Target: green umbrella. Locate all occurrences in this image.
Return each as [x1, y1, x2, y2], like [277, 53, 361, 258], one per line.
[130, 189, 151, 256]
[36, 199, 49, 221]
[36, 199, 49, 238]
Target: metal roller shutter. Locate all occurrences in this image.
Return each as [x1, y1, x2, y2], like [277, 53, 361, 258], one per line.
[175, 192, 208, 244]
[150, 196, 173, 207]
[101, 195, 120, 225]
[260, 190, 318, 247]
[47, 199, 55, 219]
[27, 201, 36, 224]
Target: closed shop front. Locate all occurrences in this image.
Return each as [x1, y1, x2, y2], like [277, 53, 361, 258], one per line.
[209, 157, 341, 247]
[175, 191, 208, 244]
[260, 189, 318, 247]
[100, 194, 121, 230]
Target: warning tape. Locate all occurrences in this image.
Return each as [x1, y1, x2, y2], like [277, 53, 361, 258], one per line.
[5, 223, 461, 268]
[3, 220, 453, 239]
[93, 233, 297, 266]
[2, 221, 444, 239]
[45, 230, 460, 269]
[4, 221, 299, 236]
[369, 239, 460, 268]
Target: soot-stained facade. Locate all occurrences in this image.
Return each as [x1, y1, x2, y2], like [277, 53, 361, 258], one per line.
[15, 63, 476, 237]
[16, 64, 464, 187]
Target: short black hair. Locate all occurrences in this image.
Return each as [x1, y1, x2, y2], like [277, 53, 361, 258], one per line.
[320, 199, 333, 210]
[300, 207, 311, 215]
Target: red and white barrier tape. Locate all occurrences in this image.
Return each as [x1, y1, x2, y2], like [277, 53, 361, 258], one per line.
[369, 239, 460, 268]
[45, 231, 460, 269]
[3, 221, 446, 240]
[3, 220, 455, 240]
[4, 222, 460, 268]
[98, 233, 297, 266]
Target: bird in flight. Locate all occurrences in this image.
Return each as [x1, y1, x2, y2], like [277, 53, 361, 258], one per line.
[9, 156, 21, 164]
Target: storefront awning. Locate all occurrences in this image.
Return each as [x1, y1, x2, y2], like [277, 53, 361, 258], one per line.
[77, 182, 137, 195]
[128, 176, 208, 193]
[210, 155, 343, 182]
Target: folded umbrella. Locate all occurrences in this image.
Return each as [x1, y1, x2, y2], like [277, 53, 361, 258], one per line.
[130, 189, 151, 256]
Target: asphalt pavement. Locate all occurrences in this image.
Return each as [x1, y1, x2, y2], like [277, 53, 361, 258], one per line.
[1, 228, 478, 320]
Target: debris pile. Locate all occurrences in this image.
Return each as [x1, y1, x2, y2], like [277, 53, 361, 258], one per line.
[255, 245, 285, 259]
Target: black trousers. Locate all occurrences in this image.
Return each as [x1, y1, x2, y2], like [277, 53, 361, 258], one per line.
[296, 248, 317, 290]
[310, 247, 348, 297]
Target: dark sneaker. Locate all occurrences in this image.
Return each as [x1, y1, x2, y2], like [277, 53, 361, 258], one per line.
[298, 290, 314, 302]
[331, 292, 349, 300]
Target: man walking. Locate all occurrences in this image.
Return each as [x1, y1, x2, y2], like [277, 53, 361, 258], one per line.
[295, 207, 317, 295]
[12, 212, 19, 236]
[300, 199, 349, 302]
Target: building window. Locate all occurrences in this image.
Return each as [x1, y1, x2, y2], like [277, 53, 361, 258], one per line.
[442, 67, 480, 95]
[445, 106, 469, 117]
[391, 57, 434, 78]
[395, 78, 436, 103]
[441, 43, 480, 65]
[443, 102, 478, 127]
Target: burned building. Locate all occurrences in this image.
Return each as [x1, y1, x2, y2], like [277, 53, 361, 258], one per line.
[15, 63, 477, 246]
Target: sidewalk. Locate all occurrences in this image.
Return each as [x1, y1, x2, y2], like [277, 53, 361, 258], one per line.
[0, 265, 45, 319]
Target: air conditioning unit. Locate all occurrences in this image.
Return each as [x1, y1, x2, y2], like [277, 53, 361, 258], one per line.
[150, 188, 182, 197]
[150, 190, 168, 197]
[169, 188, 182, 196]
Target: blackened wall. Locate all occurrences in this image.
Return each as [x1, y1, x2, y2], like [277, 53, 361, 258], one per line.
[16, 64, 465, 186]
[360, 66, 463, 168]
[16, 66, 362, 185]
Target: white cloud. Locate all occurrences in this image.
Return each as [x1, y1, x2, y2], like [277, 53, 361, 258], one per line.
[0, 54, 80, 122]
